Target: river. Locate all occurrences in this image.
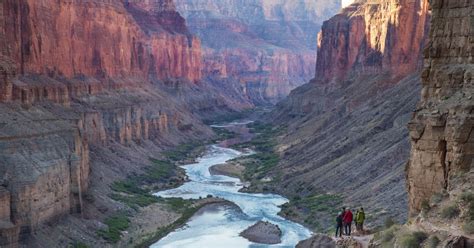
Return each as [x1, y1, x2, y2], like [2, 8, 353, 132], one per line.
[151, 124, 312, 248]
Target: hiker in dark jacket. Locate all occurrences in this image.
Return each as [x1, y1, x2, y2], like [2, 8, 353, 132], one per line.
[336, 212, 344, 238]
[343, 209, 353, 235]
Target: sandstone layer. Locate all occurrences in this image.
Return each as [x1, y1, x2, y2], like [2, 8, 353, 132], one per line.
[174, 0, 340, 104]
[266, 0, 430, 229]
[0, 0, 233, 247]
[407, 0, 473, 213]
[404, 0, 473, 242]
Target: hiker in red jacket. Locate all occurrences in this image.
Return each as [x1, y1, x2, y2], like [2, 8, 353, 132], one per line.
[343, 208, 353, 235]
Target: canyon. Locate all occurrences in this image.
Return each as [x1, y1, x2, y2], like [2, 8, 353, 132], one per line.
[0, 0, 472, 247]
[174, 0, 341, 104]
[266, 0, 430, 228]
[0, 0, 239, 246]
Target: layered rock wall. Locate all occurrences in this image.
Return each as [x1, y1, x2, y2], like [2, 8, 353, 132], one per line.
[175, 0, 340, 104]
[0, 0, 201, 106]
[316, 0, 429, 81]
[0, 1, 212, 247]
[268, 0, 431, 227]
[406, 0, 473, 213]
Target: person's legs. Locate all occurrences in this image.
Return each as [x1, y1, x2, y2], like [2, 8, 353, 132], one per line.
[361, 221, 364, 231]
[335, 225, 341, 237]
[348, 222, 352, 235]
[344, 223, 348, 235]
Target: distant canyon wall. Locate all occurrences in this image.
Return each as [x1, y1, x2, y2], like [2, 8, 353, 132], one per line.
[316, 0, 429, 81]
[175, 0, 340, 104]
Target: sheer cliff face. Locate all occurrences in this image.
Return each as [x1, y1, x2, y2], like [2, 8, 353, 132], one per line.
[0, 1, 215, 246]
[407, 0, 473, 215]
[268, 0, 430, 228]
[174, 0, 340, 104]
[2, 0, 201, 82]
[316, 0, 429, 81]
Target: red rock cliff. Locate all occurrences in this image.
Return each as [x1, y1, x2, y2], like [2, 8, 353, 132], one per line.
[1, 0, 201, 86]
[0, 1, 212, 247]
[316, 0, 430, 81]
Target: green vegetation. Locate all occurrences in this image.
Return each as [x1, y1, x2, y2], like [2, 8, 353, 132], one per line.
[440, 204, 460, 219]
[463, 221, 474, 234]
[373, 225, 400, 248]
[280, 194, 343, 231]
[421, 199, 431, 212]
[232, 121, 283, 182]
[97, 214, 131, 243]
[460, 192, 474, 234]
[134, 199, 202, 248]
[384, 217, 396, 228]
[426, 236, 440, 248]
[101, 142, 203, 242]
[157, 197, 194, 213]
[162, 142, 201, 162]
[109, 158, 179, 210]
[212, 127, 237, 141]
[374, 227, 426, 248]
[398, 231, 427, 248]
[109, 141, 202, 210]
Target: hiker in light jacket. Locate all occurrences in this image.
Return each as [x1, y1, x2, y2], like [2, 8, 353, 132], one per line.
[355, 207, 365, 231]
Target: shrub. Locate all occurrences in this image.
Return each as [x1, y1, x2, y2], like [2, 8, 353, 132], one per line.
[384, 217, 396, 228]
[421, 199, 431, 212]
[460, 192, 474, 221]
[97, 214, 130, 243]
[426, 236, 440, 248]
[463, 220, 474, 234]
[380, 226, 397, 242]
[398, 231, 427, 248]
[430, 192, 445, 204]
[440, 205, 460, 219]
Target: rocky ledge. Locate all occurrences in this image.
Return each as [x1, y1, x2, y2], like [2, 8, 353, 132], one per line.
[296, 234, 336, 248]
[240, 221, 282, 244]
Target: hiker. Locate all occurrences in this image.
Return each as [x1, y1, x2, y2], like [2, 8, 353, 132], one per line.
[355, 207, 365, 231]
[335, 208, 345, 238]
[343, 208, 353, 235]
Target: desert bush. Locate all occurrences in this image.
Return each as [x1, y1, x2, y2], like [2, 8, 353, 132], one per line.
[463, 220, 474, 234]
[440, 205, 460, 219]
[425, 235, 440, 248]
[398, 231, 427, 248]
[430, 192, 445, 205]
[384, 217, 396, 228]
[97, 214, 130, 243]
[421, 199, 431, 212]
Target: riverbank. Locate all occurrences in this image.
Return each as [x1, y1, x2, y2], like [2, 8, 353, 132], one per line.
[127, 198, 236, 248]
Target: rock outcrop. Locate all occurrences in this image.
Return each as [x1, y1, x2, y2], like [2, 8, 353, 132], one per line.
[296, 234, 336, 248]
[174, 0, 340, 104]
[0, 0, 226, 247]
[406, 0, 473, 214]
[266, 0, 430, 229]
[240, 221, 282, 244]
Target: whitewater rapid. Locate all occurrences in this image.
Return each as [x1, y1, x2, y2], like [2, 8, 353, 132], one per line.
[151, 145, 312, 248]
